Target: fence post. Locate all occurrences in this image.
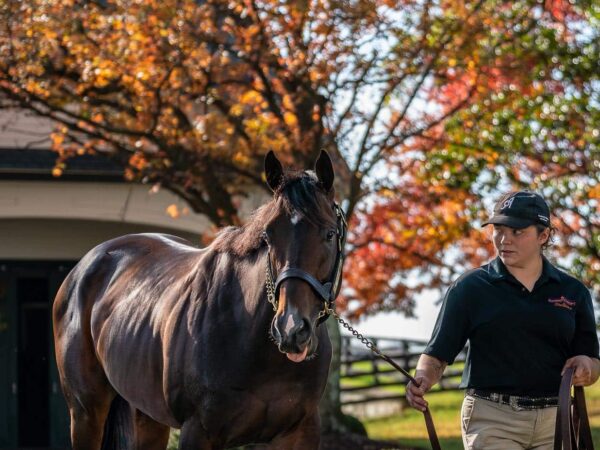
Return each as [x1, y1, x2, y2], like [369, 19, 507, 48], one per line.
[371, 338, 379, 386]
[402, 341, 411, 380]
[342, 335, 350, 375]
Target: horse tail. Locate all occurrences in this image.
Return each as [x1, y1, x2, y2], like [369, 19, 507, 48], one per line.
[100, 395, 133, 450]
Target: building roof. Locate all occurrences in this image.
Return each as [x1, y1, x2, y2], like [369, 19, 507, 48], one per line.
[0, 108, 124, 181]
[0, 148, 124, 181]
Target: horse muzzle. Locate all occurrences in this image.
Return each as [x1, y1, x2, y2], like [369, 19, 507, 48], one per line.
[271, 314, 317, 363]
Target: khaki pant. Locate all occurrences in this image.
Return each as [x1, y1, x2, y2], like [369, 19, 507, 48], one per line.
[461, 394, 557, 450]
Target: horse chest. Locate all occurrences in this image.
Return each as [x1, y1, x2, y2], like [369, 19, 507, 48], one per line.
[198, 385, 312, 445]
[259, 386, 308, 416]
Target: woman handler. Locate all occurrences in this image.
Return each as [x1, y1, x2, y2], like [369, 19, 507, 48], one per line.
[407, 191, 600, 450]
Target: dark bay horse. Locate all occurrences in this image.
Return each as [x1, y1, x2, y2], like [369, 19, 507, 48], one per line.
[53, 151, 346, 449]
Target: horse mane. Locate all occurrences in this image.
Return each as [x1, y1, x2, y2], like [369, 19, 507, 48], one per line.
[211, 170, 336, 257]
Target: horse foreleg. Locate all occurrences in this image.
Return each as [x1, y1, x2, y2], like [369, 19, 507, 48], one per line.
[68, 394, 114, 450]
[134, 409, 170, 450]
[266, 412, 321, 450]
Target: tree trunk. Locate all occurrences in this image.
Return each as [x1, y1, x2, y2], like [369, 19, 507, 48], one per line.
[319, 318, 368, 436]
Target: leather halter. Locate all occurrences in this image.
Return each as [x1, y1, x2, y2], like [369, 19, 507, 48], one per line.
[265, 202, 347, 325]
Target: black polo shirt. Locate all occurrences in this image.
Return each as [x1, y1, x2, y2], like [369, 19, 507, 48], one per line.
[424, 256, 599, 396]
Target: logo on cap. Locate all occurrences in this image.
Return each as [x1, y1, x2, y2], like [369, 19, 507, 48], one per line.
[501, 197, 515, 210]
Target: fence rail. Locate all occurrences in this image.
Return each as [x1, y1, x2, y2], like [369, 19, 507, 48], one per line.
[340, 335, 467, 407]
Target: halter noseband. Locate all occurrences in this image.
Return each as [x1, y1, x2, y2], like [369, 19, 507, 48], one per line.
[264, 202, 347, 325]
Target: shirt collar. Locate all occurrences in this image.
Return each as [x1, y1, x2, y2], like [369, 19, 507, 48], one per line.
[488, 256, 510, 282]
[488, 256, 561, 284]
[539, 256, 562, 283]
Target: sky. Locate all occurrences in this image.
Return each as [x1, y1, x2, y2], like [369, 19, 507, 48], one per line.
[343, 289, 441, 342]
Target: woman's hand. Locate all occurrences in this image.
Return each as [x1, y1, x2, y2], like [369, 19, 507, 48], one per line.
[406, 374, 434, 412]
[562, 355, 600, 386]
[406, 354, 447, 412]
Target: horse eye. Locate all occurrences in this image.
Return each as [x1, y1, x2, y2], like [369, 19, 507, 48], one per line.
[326, 230, 336, 242]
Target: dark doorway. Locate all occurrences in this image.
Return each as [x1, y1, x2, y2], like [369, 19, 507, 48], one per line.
[17, 277, 50, 447]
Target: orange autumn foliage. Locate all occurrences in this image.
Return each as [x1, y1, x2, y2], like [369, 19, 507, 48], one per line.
[1, 0, 597, 316]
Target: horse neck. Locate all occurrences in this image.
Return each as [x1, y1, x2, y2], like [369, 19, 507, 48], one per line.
[219, 247, 274, 326]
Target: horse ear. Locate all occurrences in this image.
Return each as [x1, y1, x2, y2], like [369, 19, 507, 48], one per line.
[264, 151, 283, 192]
[315, 150, 334, 193]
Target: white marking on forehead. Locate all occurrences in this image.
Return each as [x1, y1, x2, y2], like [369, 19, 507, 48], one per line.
[290, 212, 302, 225]
[285, 315, 296, 334]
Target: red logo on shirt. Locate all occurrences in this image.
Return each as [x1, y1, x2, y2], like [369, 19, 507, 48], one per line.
[548, 296, 576, 310]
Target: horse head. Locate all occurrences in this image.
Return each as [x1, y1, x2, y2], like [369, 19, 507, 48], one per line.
[263, 151, 346, 363]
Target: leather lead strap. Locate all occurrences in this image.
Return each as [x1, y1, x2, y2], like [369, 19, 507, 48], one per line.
[554, 367, 594, 450]
[574, 386, 594, 449]
[423, 408, 442, 450]
[378, 353, 441, 450]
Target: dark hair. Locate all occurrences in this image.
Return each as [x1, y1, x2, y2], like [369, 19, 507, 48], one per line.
[535, 223, 555, 251]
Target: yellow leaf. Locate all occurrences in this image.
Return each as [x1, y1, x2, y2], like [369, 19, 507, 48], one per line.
[283, 112, 297, 127]
[240, 91, 262, 104]
[51, 132, 64, 147]
[230, 104, 244, 116]
[588, 185, 600, 200]
[166, 204, 180, 218]
[233, 152, 250, 165]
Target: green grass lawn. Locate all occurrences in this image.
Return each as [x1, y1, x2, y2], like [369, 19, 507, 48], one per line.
[362, 382, 600, 449]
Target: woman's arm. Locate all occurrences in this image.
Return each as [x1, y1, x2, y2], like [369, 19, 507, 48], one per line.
[406, 354, 447, 412]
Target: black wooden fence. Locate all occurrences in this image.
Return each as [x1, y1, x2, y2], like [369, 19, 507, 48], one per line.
[340, 335, 467, 406]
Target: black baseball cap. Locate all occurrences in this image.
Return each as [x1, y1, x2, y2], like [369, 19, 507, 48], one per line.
[482, 191, 551, 229]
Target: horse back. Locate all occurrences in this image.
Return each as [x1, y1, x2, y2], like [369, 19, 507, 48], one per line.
[54, 233, 203, 330]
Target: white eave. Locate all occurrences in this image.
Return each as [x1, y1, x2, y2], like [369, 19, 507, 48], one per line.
[0, 180, 210, 233]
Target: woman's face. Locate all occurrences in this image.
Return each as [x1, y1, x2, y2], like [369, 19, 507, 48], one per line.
[493, 225, 549, 268]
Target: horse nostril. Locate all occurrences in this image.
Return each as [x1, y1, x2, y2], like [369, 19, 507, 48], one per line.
[273, 314, 312, 352]
[301, 318, 311, 332]
[295, 318, 311, 344]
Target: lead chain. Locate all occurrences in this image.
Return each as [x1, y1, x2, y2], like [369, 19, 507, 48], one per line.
[265, 260, 277, 312]
[322, 304, 384, 359]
